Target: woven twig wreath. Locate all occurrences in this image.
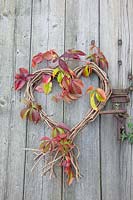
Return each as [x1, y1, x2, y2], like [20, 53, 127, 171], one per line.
[15, 44, 112, 185]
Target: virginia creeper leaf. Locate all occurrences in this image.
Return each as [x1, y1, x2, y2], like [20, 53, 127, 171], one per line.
[82, 65, 92, 77]
[42, 74, 51, 83]
[43, 82, 52, 94]
[57, 122, 70, 131]
[96, 88, 106, 102]
[86, 85, 94, 93]
[20, 108, 30, 119]
[90, 91, 97, 110]
[31, 109, 41, 124]
[32, 53, 44, 67]
[57, 72, 64, 84]
[59, 59, 69, 72]
[15, 68, 33, 90]
[52, 67, 60, 77]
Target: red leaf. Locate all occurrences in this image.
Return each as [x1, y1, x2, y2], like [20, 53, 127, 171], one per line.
[57, 122, 70, 131]
[69, 79, 84, 94]
[69, 49, 86, 56]
[43, 51, 53, 61]
[43, 50, 57, 61]
[42, 74, 51, 83]
[40, 136, 51, 141]
[61, 49, 86, 60]
[32, 53, 44, 67]
[61, 76, 70, 91]
[14, 68, 33, 90]
[59, 59, 69, 72]
[88, 45, 108, 69]
[19, 68, 29, 76]
[31, 110, 41, 124]
[61, 52, 80, 60]
[58, 133, 67, 139]
[15, 79, 26, 90]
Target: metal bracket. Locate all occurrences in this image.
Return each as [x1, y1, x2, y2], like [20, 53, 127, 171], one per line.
[100, 74, 132, 140]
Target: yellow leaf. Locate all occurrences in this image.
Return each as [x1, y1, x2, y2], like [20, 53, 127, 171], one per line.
[52, 67, 60, 77]
[90, 91, 97, 110]
[43, 82, 52, 94]
[57, 72, 64, 83]
[82, 65, 89, 77]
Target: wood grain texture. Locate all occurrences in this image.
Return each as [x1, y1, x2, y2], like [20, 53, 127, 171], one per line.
[0, 1, 16, 199]
[0, 0, 32, 200]
[0, 0, 133, 200]
[100, 0, 133, 200]
[100, 1, 121, 199]
[23, 0, 65, 200]
[63, 0, 100, 199]
[119, 1, 133, 200]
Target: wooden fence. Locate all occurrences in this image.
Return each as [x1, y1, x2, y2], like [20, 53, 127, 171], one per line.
[0, 0, 133, 199]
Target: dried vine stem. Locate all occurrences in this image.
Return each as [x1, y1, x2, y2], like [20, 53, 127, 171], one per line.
[24, 62, 112, 181]
[25, 62, 112, 133]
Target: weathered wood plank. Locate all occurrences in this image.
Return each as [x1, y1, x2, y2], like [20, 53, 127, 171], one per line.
[0, 0, 32, 200]
[23, 0, 65, 199]
[0, 1, 132, 200]
[119, 1, 133, 200]
[0, 1, 16, 199]
[100, 1, 122, 199]
[63, 0, 100, 199]
[100, 0, 133, 200]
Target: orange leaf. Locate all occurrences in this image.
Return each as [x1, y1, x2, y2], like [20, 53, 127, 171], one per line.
[96, 88, 106, 102]
[67, 169, 75, 186]
[86, 85, 94, 93]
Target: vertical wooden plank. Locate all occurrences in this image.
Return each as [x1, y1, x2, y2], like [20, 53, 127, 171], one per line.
[24, 0, 65, 200]
[64, 0, 101, 200]
[100, 1, 120, 200]
[0, 0, 32, 200]
[119, 1, 133, 200]
[100, 0, 133, 200]
[0, 1, 16, 199]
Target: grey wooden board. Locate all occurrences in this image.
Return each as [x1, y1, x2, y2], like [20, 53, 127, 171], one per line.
[0, 0, 133, 200]
[23, 1, 65, 200]
[63, 0, 100, 200]
[100, 1, 133, 200]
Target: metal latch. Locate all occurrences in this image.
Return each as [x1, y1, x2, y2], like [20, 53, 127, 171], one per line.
[100, 74, 132, 140]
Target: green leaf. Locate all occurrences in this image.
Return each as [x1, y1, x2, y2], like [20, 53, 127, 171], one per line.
[57, 127, 64, 134]
[128, 133, 133, 144]
[52, 128, 58, 138]
[121, 130, 128, 142]
[20, 108, 30, 119]
[90, 91, 97, 110]
[57, 72, 64, 84]
[43, 82, 52, 94]
[53, 67, 60, 77]
[127, 122, 133, 130]
[96, 93, 105, 102]
[96, 88, 106, 102]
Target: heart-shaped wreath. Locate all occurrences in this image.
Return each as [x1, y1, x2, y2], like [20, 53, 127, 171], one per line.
[14, 43, 112, 185]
